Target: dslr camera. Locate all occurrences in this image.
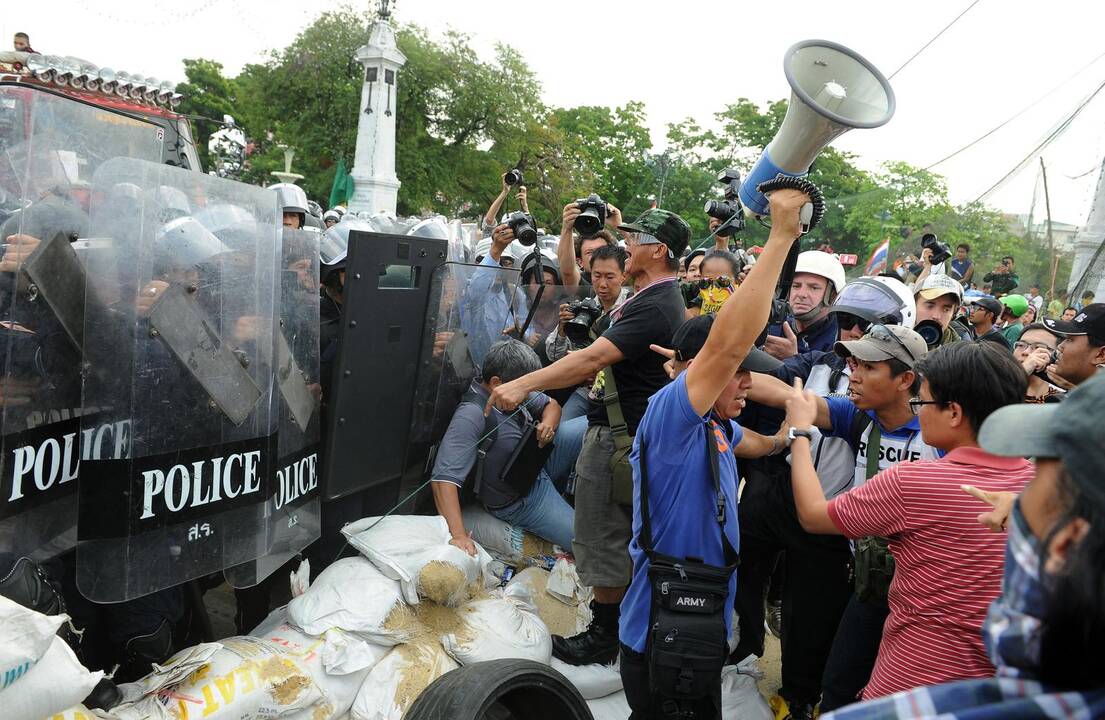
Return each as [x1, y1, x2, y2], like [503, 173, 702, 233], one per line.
[504, 168, 524, 186]
[920, 232, 951, 266]
[703, 168, 746, 238]
[563, 296, 604, 345]
[913, 319, 944, 349]
[503, 211, 538, 246]
[574, 194, 607, 239]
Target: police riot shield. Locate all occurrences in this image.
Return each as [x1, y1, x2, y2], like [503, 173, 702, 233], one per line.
[225, 228, 321, 588]
[409, 260, 567, 448]
[0, 87, 163, 563]
[76, 157, 280, 602]
[322, 230, 447, 500]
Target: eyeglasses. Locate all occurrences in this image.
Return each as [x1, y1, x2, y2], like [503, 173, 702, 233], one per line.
[836, 313, 870, 332]
[1013, 341, 1055, 353]
[868, 323, 918, 364]
[627, 232, 674, 258]
[909, 397, 949, 415]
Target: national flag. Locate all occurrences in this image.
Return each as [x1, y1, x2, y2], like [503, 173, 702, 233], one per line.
[328, 158, 354, 209]
[864, 239, 890, 276]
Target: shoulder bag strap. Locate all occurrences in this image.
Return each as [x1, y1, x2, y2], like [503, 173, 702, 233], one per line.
[603, 366, 632, 451]
[864, 421, 882, 481]
[638, 434, 654, 555]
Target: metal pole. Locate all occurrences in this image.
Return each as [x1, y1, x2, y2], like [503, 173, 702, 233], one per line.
[1040, 157, 1057, 297]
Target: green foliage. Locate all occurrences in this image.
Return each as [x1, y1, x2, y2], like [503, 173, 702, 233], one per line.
[175, 59, 238, 170]
[172, 12, 1061, 290]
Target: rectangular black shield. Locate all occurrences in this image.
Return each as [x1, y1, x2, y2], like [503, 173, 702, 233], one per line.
[322, 230, 446, 500]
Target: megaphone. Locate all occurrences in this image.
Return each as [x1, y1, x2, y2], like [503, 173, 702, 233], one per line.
[739, 40, 895, 218]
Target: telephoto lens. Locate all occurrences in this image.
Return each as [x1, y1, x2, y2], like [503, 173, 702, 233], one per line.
[574, 194, 607, 238]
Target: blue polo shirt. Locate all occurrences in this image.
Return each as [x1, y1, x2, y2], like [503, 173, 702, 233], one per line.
[620, 373, 742, 653]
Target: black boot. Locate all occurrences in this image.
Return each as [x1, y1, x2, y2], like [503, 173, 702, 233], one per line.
[552, 600, 620, 666]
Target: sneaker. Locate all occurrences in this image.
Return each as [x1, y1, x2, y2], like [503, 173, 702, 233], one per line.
[766, 598, 783, 640]
[551, 622, 619, 666]
[770, 694, 818, 720]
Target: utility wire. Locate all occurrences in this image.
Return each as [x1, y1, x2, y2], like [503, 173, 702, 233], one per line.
[888, 0, 983, 80]
[972, 74, 1105, 204]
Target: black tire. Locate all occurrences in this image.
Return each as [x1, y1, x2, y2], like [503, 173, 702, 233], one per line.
[404, 659, 593, 720]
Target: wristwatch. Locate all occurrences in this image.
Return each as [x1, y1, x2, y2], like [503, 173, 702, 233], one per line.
[787, 427, 815, 443]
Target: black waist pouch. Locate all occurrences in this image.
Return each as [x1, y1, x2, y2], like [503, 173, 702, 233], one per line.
[638, 423, 736, 708]
[646, 553, 731, 702]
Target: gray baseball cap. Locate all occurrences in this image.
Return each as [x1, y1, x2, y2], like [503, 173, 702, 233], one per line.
[980, 372, 1105, 505]
[834, 324, 928, 368]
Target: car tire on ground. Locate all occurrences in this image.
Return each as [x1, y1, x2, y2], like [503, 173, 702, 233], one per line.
[404, 658, 593, 720]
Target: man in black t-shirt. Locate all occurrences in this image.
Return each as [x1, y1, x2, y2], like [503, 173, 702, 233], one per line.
[488, 207, 691, 665]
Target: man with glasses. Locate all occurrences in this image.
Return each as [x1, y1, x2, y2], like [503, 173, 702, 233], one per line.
[487, 208, 691, 666]
[783, 341, 1032, 703]
[746, 321, 939, 712]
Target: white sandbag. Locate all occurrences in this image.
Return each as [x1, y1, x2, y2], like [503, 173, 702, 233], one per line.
[343, 515, 494, 606]
[350, 642, 458, 720]
[253, 605, 388, 676]
[0, 593, 69, 692]
[587, 690, 631, 720]
[0, 635, 103, 720]
[287, 557, 410, 644]
[546, 557, 587, 604]
[41, 705, 100, 720]
[720, 660, 772, 720]
[290, 557, 311, 598]
[507, 566, 591, 638]
[441, 589, 552, 665]
[551, 657, 622, 700]
[583, 663, 770, 720]
[111, 628, 371, 720]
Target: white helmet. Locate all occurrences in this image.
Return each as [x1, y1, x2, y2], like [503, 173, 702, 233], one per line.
[795, 251, 846, 294]
[829, 276, 917, 329]
[474, 237, 493, 262]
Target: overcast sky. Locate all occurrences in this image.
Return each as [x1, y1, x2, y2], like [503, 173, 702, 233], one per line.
[9, 0, 1105, 226]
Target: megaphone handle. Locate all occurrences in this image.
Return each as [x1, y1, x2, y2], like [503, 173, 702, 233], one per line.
[799, 202, 814, 234]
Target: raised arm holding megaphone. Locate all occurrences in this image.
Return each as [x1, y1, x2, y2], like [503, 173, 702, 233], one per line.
[741, 39, 895, 323]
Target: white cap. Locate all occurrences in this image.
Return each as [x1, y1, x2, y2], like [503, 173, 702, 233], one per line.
[916, 273, 963, 302]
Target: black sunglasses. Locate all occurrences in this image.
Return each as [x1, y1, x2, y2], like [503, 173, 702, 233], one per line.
[835, 313, 870, 332]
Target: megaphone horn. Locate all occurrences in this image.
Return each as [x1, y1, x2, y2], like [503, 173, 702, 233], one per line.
[739, 39, 895, 218]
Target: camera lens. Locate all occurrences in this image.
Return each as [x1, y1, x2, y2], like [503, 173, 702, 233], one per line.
[505, 169, 523, 186]
[913, 320, 943, 348]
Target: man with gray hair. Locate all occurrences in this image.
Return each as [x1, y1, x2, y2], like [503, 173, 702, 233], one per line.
[431, 339, 586, 553]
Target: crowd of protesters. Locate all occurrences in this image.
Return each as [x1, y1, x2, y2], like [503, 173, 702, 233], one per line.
[431, 169, 1105, 720]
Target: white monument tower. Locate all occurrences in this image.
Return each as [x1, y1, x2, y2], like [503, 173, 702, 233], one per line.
[348, 0, 406, 215]
[1070, 155, 1105, 296]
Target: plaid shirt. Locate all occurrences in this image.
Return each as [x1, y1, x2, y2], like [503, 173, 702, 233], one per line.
[823, 509, 1105, 719]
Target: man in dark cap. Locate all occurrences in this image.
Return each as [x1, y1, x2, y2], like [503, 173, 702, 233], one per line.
[1044, 303, 1105, 387]
[487, 208, 692, 665]
[966, 296, 1010, 349]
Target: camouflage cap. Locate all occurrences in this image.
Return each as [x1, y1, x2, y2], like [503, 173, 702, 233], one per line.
[618, 209, 691, 257]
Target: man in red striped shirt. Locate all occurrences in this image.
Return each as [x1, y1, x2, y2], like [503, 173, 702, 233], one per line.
[784, 341, 1033, 703]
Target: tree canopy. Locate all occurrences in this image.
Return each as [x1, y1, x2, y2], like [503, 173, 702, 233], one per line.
[177, 7, 1067, 290]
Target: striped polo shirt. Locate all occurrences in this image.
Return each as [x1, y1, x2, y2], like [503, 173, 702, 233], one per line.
[827, 446, 1034, 700]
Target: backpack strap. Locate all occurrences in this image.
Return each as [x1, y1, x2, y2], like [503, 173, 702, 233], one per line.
[848, 409, 874, 455]
[460, 389, 498, 497]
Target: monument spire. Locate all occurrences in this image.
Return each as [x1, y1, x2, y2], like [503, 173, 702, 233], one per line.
[347, 0, 406, 214]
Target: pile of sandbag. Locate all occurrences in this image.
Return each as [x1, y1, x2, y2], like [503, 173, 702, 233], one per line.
[0, 595, 104, 720]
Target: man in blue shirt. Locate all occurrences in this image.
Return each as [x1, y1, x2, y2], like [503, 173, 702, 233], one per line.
[619, 187, 809, 719]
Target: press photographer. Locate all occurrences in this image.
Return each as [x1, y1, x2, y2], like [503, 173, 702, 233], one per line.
[763, 251, 846, 359]
[983, 255, 1019, 297]
[558, 195, 620, 288]
[481, 168, 530, 237]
